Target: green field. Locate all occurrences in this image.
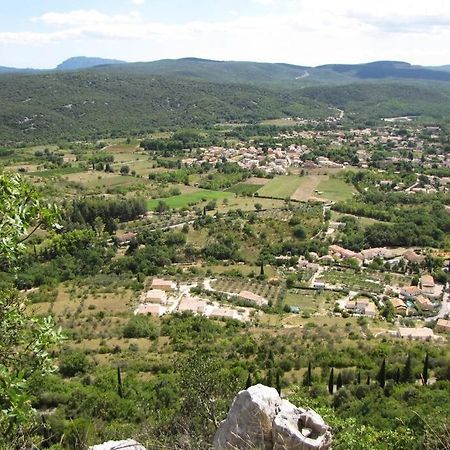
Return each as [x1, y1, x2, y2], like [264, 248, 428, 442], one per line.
[147, 189, 233, 209]
[256, 175, 303, 199]
[227, 183, 261, 196]
[315, 177, 355, 202]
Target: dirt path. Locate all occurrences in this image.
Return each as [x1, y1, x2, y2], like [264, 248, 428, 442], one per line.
[290, 174, 328, 201]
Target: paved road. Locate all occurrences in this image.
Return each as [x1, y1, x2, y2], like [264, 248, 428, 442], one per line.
[432, 283, 449, 320]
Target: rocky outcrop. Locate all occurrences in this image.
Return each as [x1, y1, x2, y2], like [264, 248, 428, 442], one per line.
[213, 384, 332, 450]
[89, 439, 146, 450]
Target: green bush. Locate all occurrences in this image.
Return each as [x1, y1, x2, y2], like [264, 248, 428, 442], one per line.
[122, 315, 159, 339]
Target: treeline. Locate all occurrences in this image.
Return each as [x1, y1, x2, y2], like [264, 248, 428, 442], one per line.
[64, 197, 147, 232]
[199, 162, 249, 190]
[334, 190, 450, 249]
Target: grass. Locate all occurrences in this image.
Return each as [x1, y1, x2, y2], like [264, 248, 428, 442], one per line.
[319, 268, 384, 293]
[315, 177, 355, 202]
[28, 166, 85, 178]
[331, 211, 383, 228]
[227, 183, 261, 196]
[256, 175, 304, 199]
[147, 189, 233, 209]
[284, 288, 340, 314]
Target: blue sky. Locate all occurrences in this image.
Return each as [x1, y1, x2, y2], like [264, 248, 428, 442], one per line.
[1, 0, 450, 68]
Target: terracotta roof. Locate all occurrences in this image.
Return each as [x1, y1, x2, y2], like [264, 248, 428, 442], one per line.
[403, 250, 425, 263]
[391, 298, 407, 309]
[436, 318, 450, 331]
[420, 275, 434, 287]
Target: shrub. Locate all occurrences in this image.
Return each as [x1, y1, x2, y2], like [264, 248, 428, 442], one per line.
[122, 316, 159, 339]
[59, 350, 90, 377]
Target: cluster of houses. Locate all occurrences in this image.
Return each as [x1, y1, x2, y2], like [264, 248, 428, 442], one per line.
[182, 144, 342, 175]
[177, 121, 450, 177]
[345, 297, 378, 317]
[134, 278, 260, 322]
[327, 244, 431, 268]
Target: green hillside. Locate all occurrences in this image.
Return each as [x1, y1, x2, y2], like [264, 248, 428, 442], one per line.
[2, 65, 450, 144]
[0, 71, 328, 144]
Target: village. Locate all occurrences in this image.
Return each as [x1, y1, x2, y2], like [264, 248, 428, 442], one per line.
[135, 237, 450, 342]
[179, 123, 450, 184]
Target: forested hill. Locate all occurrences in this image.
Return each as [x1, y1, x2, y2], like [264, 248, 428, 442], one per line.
[0, 71, 329, 144]
[92, 58, 450, 86]
[2, 68, 450, 144]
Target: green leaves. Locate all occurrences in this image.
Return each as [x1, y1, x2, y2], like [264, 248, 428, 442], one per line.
[0, 172, 60, 264]
[0, 173, 62, 445]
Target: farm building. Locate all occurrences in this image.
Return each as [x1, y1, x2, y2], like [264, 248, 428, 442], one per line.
[415, 295, 434, 311]
[390, 298, 408, 316]
[436, 319, 450, 333]
[151, 278, 175, 291]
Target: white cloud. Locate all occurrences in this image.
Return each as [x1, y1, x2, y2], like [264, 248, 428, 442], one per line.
[2, 2, 450, 66]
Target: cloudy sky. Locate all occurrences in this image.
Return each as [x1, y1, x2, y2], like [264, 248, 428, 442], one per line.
[1, 0, 450, 68]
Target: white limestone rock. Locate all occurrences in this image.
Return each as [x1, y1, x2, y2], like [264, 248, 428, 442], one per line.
[89, 439, 146, 450]
[213, 384, 282, 449]
[213, 384, 332, 450]
[273, 400, 332, 449]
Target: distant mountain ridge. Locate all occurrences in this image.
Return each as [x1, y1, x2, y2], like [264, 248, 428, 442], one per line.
[2, 57, 450, 85]
[56, 56, 126, 71]
[92, 58, 450, 84]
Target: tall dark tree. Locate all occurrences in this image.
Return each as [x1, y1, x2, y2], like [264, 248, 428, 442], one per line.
[395, 368, 401, 383]
[337, 372, 344, 391]
[422, 353, 429, 386]
[260, 262, 265, 276]
[401, 354, 414, 383]
[366, 374, 371, 385]
[356, 371, 361, 385]
[117, 366, 123, 398]
[328, 368, 334, 395]
[305, 361, 313, 387]
[267, 349, 274, 368]
[276, 371, 282, 396]
[266, 369, 273, 387]
[377, 358, 386, 388]
[245, 373, 252, 390]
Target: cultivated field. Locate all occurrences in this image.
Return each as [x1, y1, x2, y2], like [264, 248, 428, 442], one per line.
[315, 177, 355, 202]
[147, 189, 233, 209]
[290, 174, 328, 201]
[256, 175, 304, 199]
[211, 277, 284, 304]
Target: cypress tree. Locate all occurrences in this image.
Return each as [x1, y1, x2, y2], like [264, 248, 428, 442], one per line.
[276, 371, 282, 396]
[366, 374, 371, 385]
[117, 366, 123, 398]
[336, 372, 343, 391]
[401, 354, 414, 383]
[395, 368, 401, 383]
[422, 353, 429, 386]
[307, 361, 312, 386]
[328, 368, 334, 395]
[356, 371, 361, 385]
[260, 262, 265, 276]
[245, 373, 252, 389]
[376, 358, 386, 388]
[266, 369, 273, 387]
